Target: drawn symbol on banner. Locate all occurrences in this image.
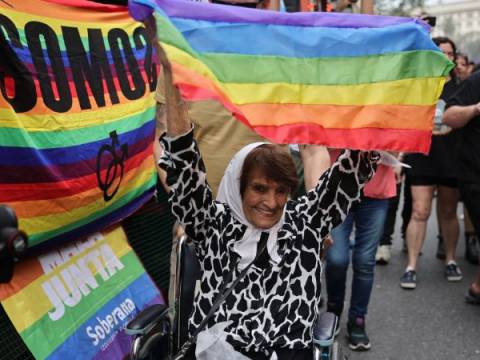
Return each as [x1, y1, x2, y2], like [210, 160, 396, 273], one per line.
[96, 131, 128, 202]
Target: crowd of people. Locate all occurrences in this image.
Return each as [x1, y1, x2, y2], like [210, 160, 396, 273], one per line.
[146, 0, 480, 358]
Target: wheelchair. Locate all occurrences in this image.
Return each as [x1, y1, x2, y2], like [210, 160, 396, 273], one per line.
[126, 235, 347, 360]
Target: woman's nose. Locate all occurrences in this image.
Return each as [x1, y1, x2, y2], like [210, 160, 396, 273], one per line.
[263, 191, 278, 208]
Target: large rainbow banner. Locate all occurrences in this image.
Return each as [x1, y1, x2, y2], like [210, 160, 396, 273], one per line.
[0, 0, 158, 248]
[129, 0, 453, 154]
[0, 226, 164, 360]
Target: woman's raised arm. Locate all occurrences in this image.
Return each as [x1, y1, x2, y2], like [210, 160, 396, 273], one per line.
[144, 16, 223, 249]
[298, 150, 379, 240]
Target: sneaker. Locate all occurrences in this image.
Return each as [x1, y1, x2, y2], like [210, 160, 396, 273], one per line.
[465, 235, 479, 265]
[400, 270, 417, 289]
[347, 317, 371, 351]
[436, 235, 446, 260]
[375, 245, 391, 265]
[465, 286, 480, 305]
[445, 262, 463, 282]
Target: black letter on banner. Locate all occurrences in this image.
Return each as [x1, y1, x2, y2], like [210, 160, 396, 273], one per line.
[62, 27, 119, 109]
[108, 28, 145, 100]
[25, 21, 72, 113]
[133, 26, 157, 92]
[0, 14, 36, 113]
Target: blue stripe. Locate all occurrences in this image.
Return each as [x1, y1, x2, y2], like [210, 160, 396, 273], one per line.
[47, 273, 164, 360]
[0, 120, 155, 166]
[169, 17, 438, 58]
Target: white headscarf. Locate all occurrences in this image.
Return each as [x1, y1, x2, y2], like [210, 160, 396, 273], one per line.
[217, 143, 283, 269]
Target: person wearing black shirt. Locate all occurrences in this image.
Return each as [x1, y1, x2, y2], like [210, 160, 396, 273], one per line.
[443, 70, 480, 304]
[400, 37, 462, 289]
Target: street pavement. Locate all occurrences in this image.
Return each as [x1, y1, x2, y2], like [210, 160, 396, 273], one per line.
[330, 199, 480, 360]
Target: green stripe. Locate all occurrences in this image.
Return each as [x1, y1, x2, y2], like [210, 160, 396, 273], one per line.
[155, 13, 196, 56]
[20, 251, 144, 360]
[0, 107, 155, 149]
[200, 50, 452, 85]
[28, 173, 157, 247]
[155, 14, 452, 85]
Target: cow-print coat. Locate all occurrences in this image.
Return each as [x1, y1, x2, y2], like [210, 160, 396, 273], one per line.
[160, 129, 376, 355]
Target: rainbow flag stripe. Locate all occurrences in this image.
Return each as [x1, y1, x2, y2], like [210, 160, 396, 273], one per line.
[129, 0, 453, 153]
[0, 0, 159, 248]
[0, 226, 164, 360]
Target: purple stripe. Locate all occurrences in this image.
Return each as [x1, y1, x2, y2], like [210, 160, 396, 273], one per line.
[91, 296, 164, 360]
[129, 0, 429, 30]
[0, 135, 151, 184]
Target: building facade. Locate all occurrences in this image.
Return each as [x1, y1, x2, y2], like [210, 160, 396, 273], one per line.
[427, 1, 480, 60]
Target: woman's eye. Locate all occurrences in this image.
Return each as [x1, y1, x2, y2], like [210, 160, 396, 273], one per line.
[253, 185, 266, 193]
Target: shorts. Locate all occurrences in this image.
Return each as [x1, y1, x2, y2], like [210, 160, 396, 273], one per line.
[409, 176, 457, 188]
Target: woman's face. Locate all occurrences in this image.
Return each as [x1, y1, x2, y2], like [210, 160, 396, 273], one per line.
[242, 168, 288, 229]
[456, 55, 470, 80]
[439, 42, 455, 62]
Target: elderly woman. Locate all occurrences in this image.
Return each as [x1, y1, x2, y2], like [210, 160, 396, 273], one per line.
[157, 43, 379, 359]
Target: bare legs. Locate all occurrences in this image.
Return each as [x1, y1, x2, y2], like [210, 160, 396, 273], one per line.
[405, 185, 459, 270]
[406, 185, 434, 270]
[437, 186, 460, 264]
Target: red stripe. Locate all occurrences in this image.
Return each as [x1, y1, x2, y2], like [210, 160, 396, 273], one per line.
[0, 144, 153, 202]
[253, 124, 431, 154]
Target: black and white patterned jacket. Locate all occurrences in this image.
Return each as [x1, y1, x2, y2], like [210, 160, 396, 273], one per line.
[160, 129, 376, 354]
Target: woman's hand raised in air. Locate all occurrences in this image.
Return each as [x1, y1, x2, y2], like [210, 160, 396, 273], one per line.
[143, 15, 191, 137]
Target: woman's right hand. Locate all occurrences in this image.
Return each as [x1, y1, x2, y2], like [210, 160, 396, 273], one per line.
[143, 15, 172, 73]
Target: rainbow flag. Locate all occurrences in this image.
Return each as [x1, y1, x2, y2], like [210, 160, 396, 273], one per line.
[0, 226, 164, 360]
[0, 0, 159, 248]
[129, 0, 453, 154]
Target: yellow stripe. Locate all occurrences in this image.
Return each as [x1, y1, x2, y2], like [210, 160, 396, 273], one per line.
[223, 78, 442, 106]
[165, 44, 444, 106]
[1, 7, 138, 38]
[21, 159, 155, 235]
[0, 97, 155, 130]
[1, 227, 131, 333]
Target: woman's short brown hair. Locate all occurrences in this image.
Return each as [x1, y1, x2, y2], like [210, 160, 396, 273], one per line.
[240, 144, 298, 197]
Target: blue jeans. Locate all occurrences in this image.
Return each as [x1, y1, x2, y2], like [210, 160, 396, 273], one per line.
[325, 197, 389, 319]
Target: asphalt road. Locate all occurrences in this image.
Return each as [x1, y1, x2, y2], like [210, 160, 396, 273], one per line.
[330, 199, 480, 360]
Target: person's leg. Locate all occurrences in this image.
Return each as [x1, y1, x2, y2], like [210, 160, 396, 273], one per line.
[349, 198, 389, 319]
[460, 183, 480, 304]
[345, 198, 388, 351]
[464, 207, 479, 264]
[325, 212, 354, 318]
[401, 175, 412, 243]
[376, 183, 401, 264]
[405, 185, 434, 270]
[379, 183, 401, 247]
[437, 185, 460, 265]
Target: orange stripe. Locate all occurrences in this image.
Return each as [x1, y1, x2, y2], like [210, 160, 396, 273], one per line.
[172, 62, 435, 131]
[0, 74, 151, 115]
[0, 257, 44, 301]
[1, 0, 131, 24]
[238, 103, 435, 131]
[10, 154, 155, 218]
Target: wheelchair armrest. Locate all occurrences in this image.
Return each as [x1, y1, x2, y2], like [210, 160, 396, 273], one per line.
[125, 304, 169, 336]
[312, 312, 338, 347]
